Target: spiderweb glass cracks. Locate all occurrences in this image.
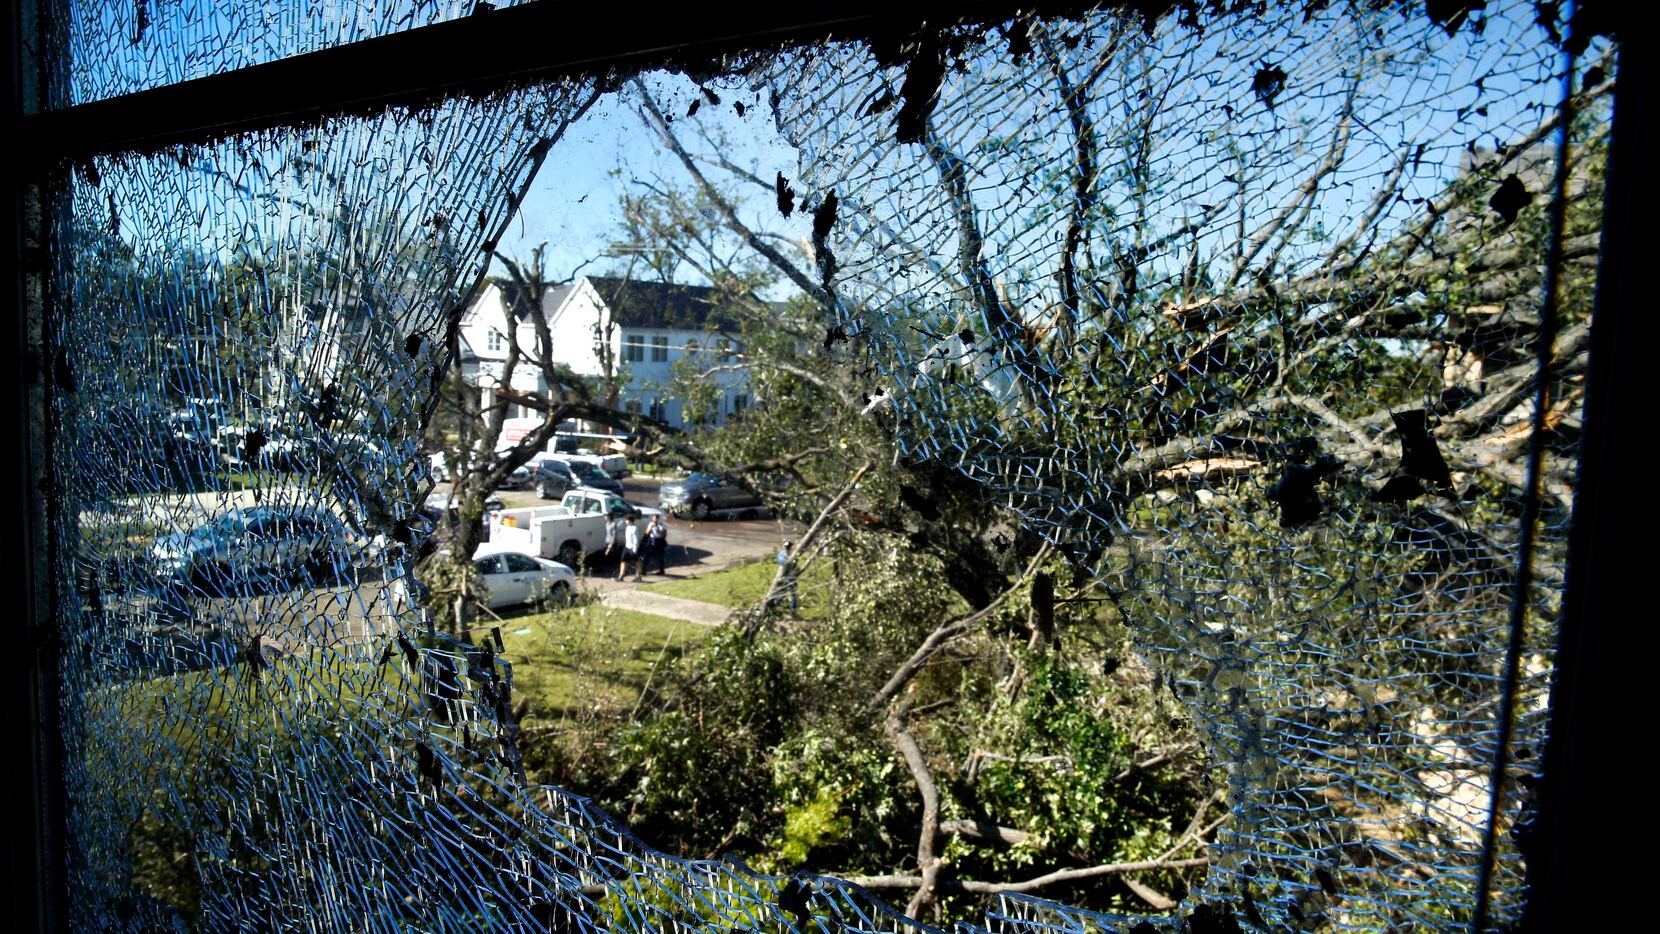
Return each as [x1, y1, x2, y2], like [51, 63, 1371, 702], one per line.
[53, 0, 534, 107]
[758, 3, 1600, 929]
[48, 0, 1603, 930]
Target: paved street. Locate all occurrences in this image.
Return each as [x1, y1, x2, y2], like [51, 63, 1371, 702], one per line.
[88, 474, 794, 670]
[479, 474, 802, 586]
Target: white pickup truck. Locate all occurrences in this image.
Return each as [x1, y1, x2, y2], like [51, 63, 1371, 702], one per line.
[487, 489, 660, 568]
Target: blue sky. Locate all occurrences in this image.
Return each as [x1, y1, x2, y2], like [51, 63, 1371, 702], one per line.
[495, 72, 813, 289]
[492, 1, 1584, 318]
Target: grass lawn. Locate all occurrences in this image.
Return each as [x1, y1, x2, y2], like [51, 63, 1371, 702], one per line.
[102, 601, 702, 765]
[495, 603, 702, 724]
[643, 557, 834, 618]
[644, 559, 776, 607]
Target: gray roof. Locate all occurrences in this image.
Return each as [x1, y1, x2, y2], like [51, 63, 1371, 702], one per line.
[540, 282, 575, 318]
[585, 276, 746, 331]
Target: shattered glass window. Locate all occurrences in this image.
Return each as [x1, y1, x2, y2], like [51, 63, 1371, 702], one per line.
[53, 0, 529, 107]
[40, 0, 1608, 930]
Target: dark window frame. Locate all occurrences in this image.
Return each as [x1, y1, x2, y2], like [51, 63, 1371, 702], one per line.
[7, 4, 1639, 932]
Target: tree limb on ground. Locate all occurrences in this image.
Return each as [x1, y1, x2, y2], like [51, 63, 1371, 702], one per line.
[868, 544, 1051, 713]
[844, 856, 1210, 896]
[885, 699, 943, 918]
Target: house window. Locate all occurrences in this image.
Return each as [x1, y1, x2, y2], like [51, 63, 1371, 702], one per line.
[651, 336, 668, 362]
[623, 398, 642, 415]
[716, 337, 733, 361]
[486, 328, 505, 353]
[623, 333, 646, 362]
[731, 393, 750, 414]
[648, 398, 666, 421]
[683, 338, 700, 358]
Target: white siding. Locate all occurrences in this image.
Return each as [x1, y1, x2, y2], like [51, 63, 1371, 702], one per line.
[544, 279, 611, 377]
[459, 282, 509, 364]
[458, 276, 754, 431]
[461, 282, 545, 397]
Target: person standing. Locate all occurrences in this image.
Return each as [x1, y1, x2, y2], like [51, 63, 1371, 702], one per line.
[604, 508, 628, 577]
[643, 515, 668, 575]
[622, 510, 644, 582]
[776, 539, 798, 615]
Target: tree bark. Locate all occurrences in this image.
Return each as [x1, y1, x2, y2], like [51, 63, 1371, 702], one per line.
[885, 700, 943, 919]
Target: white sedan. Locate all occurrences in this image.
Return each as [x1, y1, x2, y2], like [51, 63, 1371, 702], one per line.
[471, 545, 575, 609]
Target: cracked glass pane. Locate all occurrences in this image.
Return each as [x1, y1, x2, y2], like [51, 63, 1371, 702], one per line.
[45, 1, 1605, 930]
[754, 5, 1599, 928]
[51, 0, 532, 107]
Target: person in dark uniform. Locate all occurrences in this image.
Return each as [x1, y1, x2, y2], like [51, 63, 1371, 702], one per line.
[643, 514, 668, 575]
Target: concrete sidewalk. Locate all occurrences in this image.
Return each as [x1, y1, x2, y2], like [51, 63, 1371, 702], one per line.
[594, 588, 731, 626]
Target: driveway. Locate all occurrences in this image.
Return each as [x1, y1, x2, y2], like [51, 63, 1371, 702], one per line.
[475, 475, 802, 584]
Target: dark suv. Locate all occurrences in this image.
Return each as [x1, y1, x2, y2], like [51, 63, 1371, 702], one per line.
[533, 460, 581, 500]
[561, 460, 624, 495]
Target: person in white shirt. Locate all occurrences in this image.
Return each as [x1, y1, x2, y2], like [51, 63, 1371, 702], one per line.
[619, 511, 643, 582]
[604, 510, 628, 575]
[774, 540, 798, 614]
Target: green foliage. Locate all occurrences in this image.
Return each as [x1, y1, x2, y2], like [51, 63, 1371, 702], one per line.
[767, 729, 903, 874]
[969, 659, 1135, 862]
[605, 628, 797, 856]
[777, 787, 853, 867]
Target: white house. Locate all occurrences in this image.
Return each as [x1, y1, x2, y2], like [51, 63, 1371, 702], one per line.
[457, 275, 755, 431]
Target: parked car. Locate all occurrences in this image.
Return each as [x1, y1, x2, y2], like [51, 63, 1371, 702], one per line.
[552, 431, 633, 473]
[542, 451, 628, 481]
[551, 458, 623, 495]
[658, 472, 764, 520]
[430, 440, 533, 488]
[429, 439, 499, 483]
[549, 448, 630, 479]
[421, 491, 505, 531]
[149, 506, 367, 589]
[211, 419, 317, 471]
[529, 457, 582, 500]
[413, 492, 506, 556]
[498, 463, 535, 490]
[166, 407, 217, 455]
[423, 490, 505, 515]
[471, 545, 575, 609]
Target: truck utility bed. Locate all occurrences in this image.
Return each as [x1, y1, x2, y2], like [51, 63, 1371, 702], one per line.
[488, 489, 660, 567]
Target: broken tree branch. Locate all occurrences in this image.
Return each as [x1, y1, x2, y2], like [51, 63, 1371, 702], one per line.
[886, 699, 943, 918]
[743, 461, 872, 638]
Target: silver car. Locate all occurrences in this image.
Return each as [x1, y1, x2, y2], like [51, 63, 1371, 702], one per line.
[657, 472, 764, 520]
[471, 546, 575, 609]
[150, 506, 364, 590]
